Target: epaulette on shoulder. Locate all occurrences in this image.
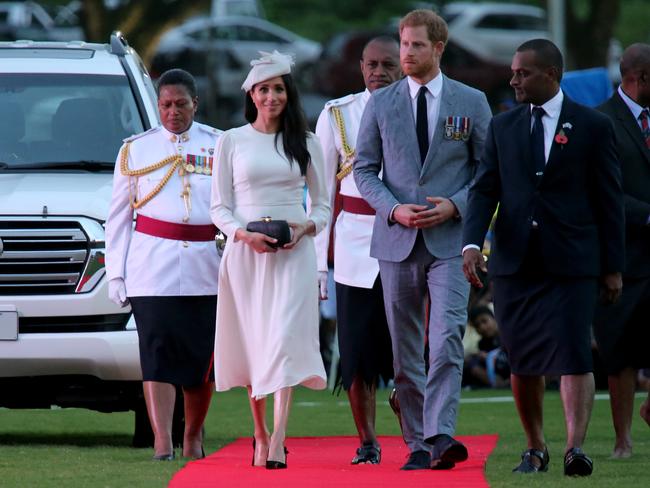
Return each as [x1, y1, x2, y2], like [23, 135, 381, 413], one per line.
[197, 123, 223, 137]
[123, 126, 161, 143]
[324, 93, 358, 111]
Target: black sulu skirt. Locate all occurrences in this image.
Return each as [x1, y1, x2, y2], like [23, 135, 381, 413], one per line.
[129, 295, 217, 387]
[491, 230, 597, 376]
[493, 274, 597, 376]
[335, 278, 394, 390]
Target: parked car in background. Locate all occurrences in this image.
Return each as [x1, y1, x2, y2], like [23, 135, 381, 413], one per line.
[441, 2, 621, 83]
[211, 0, 264, 17]
[0, 33, 165, 446]
[0, 1, 84, 41]
[150, 15, 321, 128]
[442, 2, 547, 65]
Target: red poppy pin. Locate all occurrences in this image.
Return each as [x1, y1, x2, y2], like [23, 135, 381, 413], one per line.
[555, 122, 572, 146]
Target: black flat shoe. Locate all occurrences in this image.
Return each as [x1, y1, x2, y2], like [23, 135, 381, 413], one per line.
[513, 447, 549, 473]
[265, 447, 288, 470]
[564, 447, 593, 476]
[351, 444, 381, 465]
[152, 452, 175, 461]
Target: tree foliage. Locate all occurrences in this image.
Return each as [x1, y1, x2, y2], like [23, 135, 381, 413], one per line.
[53, 0, 643, 70]
[79, 0, 210, 63]
[565, 0, 621, 69]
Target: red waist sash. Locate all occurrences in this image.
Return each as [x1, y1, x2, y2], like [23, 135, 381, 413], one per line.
[341, 195, 375, 216]
[135, 214, 217, 241]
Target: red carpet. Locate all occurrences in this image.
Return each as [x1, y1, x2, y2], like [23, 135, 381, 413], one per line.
[169, 435, 498, 488]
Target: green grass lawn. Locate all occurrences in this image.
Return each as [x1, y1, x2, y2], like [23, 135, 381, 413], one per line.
[0, 388, 648, 487]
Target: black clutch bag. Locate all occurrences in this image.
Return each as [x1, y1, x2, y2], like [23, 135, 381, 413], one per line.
[246, 217, 291, 248]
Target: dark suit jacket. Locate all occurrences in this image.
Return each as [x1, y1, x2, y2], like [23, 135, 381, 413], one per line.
[598, 92, 650, 278]
[463, 94, 624, 278]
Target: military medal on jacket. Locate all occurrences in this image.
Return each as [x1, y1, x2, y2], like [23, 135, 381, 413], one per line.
[119, 130, 216, 222]
[444, 116, 471, 141]
[184, 153, 214, 175]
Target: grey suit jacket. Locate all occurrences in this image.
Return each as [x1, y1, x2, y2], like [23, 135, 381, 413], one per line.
[354, 75, 492, 262]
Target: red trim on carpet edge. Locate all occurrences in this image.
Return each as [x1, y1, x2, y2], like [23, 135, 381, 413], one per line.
[169, 435, 498, 488]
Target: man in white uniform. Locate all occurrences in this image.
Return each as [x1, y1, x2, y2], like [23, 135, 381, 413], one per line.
[105, 69, 221, 460]
[315, 36, 401, 464]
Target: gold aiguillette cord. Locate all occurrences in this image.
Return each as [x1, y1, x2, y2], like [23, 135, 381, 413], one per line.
[119, 142, 184, 210]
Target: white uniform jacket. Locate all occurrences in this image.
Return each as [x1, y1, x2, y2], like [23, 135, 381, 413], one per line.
[314, 89, 379, 289]
[105, 122, 222, 297]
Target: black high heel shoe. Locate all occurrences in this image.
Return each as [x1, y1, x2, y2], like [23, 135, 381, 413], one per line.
[265, 447, 289, 469]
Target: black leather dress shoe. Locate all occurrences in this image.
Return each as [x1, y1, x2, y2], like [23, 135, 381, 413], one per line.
[426, 434, 468, 465]
[351, 444, 381, 464]
[564, 447, 593, 476]
[513, 447, 549, 473]
[400, 450, 431, 470]
[430, 459, 455, 470]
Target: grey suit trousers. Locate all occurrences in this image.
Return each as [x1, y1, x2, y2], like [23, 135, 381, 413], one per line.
[379, 233, 468, 454]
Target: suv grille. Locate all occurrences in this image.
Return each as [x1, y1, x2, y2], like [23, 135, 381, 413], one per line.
[19, 314, 131, 333]
[0, 219, 90, 295]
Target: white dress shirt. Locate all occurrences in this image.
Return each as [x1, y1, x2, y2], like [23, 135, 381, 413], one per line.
[389, 73, 444, 221]
[407, 72, 443, 145]
[530, 89, 564, 164]
[618, 85, 648, 131]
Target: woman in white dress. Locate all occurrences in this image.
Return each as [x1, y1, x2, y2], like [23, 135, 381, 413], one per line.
[210, 51, 330, 469]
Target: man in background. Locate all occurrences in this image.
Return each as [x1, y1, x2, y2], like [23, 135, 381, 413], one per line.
[593, 42, 650, 459]
[315, 36, 400, 465]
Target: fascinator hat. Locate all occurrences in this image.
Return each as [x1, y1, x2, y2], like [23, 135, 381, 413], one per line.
[241, 50, 295, 92]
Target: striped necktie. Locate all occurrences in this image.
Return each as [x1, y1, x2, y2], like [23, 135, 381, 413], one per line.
[640, 109, 650, 149]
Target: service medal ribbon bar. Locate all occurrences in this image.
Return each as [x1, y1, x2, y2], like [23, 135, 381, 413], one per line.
[185, 154, 214, 175]
[444, 116, 471, 141]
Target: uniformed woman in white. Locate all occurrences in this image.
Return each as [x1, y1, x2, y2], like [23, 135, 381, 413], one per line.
[105, 69, 221, 460]
[314, 36, 400, 465]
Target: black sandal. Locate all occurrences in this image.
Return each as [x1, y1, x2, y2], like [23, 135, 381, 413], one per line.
[351, 444, 381, 465]
[513, 447, 549, 473]
[564, 447, 593, 476]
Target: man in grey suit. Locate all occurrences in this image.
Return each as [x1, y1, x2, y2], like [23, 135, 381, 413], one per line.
[354, 9, 492, 470]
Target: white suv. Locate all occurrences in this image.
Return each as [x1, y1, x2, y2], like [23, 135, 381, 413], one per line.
[0, 33, 163, 444]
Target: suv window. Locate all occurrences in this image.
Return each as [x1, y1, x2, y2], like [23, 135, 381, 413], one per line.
[0, 73, 144, 168]
[210, 25, 237, 41]
[476, 14, 546, 31]
[235, 25, 287, 43]
[187, 26, 210, 41]
[442, 12, 460, 24]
